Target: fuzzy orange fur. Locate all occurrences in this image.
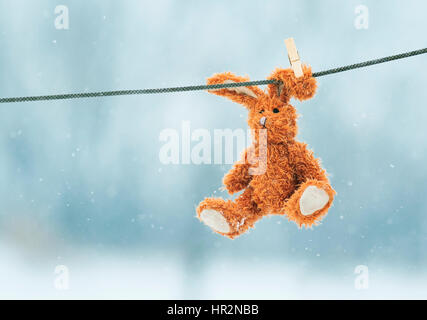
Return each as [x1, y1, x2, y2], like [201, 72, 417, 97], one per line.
[197, 65, 335, 238]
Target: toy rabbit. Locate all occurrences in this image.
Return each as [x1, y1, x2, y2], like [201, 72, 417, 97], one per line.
[197, 65, 335, 238]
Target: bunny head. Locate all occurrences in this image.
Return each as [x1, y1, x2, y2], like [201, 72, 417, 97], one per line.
[207, 66, 316, 144]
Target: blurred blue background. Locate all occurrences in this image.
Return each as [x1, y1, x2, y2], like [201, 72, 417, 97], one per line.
[0, 0, 427, 299]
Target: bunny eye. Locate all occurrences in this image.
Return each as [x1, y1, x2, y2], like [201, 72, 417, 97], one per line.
[259, 110, 264, 114]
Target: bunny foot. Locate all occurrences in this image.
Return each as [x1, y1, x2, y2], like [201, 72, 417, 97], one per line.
[284, 179, 335, 228]
[199, 209, 231, 234]
[299, 185, 329, 216]
[197, 192, 262, 238]
[197, 198, 235, 236]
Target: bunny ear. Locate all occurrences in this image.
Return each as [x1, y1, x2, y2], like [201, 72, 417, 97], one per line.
[267, 68, 294, 103]
[207, 72, 264, 109]
[267, 80, 289, 103]
[267, 65, 317, 102]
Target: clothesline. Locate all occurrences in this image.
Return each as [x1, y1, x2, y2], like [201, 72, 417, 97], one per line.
[0, 47, 426, 104]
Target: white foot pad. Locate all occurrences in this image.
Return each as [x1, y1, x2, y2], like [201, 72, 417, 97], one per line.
[299, 186, 329, 216]
[200, 209, 231, 233]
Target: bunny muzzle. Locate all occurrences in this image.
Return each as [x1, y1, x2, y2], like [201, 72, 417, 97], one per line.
[259, 116, 267, 128]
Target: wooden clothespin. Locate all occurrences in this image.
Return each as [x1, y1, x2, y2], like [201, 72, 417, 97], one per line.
[284, 38, 304, 78]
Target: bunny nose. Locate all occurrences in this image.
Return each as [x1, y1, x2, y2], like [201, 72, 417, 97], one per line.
[259, 116, 267, 127]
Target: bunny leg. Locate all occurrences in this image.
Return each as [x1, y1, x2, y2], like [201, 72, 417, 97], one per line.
[284, 179, 335, 228]
[197, 187, 261, 239]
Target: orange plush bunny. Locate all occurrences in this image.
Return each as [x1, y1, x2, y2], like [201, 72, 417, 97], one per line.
[197, 65, 335, 238]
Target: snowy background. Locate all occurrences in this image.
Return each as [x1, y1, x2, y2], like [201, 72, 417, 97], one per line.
[1, 0, 427, 299]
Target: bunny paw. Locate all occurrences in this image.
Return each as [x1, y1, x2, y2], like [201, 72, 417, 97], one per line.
[299, 185, 329, 216]
[199, 209, 231, 234]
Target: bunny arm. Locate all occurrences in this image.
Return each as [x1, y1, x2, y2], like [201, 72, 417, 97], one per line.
[290, 142, 329, 184]
[223, 148, 253, 194]
[268, 65, 317, 102]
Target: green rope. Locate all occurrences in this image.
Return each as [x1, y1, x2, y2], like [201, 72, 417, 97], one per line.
[1, 47, 426, 104]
